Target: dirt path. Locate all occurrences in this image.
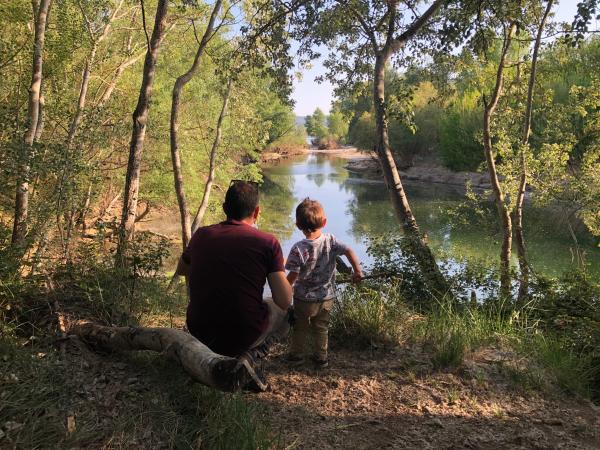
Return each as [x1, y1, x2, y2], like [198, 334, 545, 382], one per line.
[250, 343, 600, 449]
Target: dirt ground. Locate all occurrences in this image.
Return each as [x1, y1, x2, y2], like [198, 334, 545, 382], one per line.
[250, 343, 600, 449]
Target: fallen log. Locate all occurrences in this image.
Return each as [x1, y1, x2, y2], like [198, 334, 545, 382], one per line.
[68, 321, 267, 392]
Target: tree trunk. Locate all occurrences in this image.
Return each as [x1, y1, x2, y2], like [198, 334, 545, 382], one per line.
[68, 321, 267, 392]
[66, 45, 97, 147]
[191, 78, 232, 234]
[12, 0, 52, 246]
[514, 0, 553, 302]
[118, 0, 169, 256]
[483, 24, 516, 299]
[372, 55, 449, 297]
[170, 0, 223, 247]
[34, 91, 45, 141]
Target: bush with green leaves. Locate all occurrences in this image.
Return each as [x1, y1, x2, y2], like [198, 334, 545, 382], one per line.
[439, 96, 484, 171]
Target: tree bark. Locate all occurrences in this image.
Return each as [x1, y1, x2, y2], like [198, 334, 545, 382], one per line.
[483, 23, 516, 299]
[514, 0, 553, 302]
[356, 0, 450, 298]
[34, 91, 45, 141]
[372, 55, 449, 297]
[12, 0, 52, 246]
[118, 0, 169, 256]
[68, 321, 267, 392]
[191, 78, 232, 234]
[170, 0, 223, 247]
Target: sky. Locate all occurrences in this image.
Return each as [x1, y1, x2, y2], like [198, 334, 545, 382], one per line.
[291, 2, 583, 117]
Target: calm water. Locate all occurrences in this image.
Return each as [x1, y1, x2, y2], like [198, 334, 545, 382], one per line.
[260, 153, 600, 278]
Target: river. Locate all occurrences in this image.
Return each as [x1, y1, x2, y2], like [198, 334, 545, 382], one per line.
[259, 152, 600, 279]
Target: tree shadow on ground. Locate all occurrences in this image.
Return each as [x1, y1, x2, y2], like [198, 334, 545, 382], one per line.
[250, 344, 600, 449]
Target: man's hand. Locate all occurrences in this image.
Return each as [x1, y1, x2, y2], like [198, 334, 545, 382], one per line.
[286, 305, 296, 326]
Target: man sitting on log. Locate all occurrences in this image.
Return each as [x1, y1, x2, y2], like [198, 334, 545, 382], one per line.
[175, 180, 292, 365]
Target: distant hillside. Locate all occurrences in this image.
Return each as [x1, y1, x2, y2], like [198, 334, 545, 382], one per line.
[295, 116, 306, 127]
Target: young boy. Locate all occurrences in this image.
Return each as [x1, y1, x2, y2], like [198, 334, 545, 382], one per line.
[285, 198, 363, 368]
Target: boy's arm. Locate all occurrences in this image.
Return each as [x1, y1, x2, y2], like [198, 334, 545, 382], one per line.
[344, 248, 364, 282]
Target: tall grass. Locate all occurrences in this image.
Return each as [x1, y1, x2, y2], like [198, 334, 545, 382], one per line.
[411, 300, 526, 369]
[331, 280, 598, 398]
[331, 280, 411, 346]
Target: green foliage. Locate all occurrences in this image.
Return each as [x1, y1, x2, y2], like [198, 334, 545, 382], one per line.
[439, 95, 484, 171]
[348, 111, 377, 151]
[330, 280, 410, 346]
[267, 124, 307, 151]
[305, 107, 328, 139]
[327, 110, 348, 143]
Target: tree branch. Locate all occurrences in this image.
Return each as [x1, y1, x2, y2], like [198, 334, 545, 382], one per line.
[388, 0, 446, 55]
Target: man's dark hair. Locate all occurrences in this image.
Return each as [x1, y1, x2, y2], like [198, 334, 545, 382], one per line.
[223, 181, 259, 220]
[296, 198, 326, 232]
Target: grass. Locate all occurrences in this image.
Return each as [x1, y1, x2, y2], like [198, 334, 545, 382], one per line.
[330, 281, 598, 399]
[518, 334, 597, 397]
[0, 260, 276, 450]
[331, 280, 412, 346]
[0, 332, 276, 449]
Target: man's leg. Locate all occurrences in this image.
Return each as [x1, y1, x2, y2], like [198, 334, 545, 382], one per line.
[311, 299, 334, 363]
[244, 298, 290, 361]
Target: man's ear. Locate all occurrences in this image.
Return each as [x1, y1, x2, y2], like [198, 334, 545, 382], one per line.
[322, 217, 327, 228]
[253, 205, 260, 220]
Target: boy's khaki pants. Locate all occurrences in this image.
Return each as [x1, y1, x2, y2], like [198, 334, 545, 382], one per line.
[290, 299, 334, 361]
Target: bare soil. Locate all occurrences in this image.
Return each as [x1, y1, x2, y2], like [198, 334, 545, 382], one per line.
[251, 343, 600, 449]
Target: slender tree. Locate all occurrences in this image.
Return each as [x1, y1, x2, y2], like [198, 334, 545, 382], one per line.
[514, 0, 554, 301]
[170, 0, 224, 248]
[481, 21, 517, 298]
[118, 0, 169, 256]
[12, 0, 52, 246]
[191, 78, 234, 233]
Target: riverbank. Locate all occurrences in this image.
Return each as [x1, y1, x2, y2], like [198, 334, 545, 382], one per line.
[3, 273, 599, 449]
[345, 156, 493, 190]
[261, 145, 370, 163]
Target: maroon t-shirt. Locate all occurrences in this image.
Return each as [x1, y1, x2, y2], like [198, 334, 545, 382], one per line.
[182, 220, 284, 357]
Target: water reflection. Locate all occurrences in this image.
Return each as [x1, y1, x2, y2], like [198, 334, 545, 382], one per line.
[261, 153, 599, 277]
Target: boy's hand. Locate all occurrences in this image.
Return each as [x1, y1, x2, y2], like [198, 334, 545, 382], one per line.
[351, 270, 364, 283]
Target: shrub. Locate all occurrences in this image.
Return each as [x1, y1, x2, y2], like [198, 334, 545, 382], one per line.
[439, 96, 484, 171]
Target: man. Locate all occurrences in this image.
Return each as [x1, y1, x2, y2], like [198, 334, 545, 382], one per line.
[176, 180, 292, 360]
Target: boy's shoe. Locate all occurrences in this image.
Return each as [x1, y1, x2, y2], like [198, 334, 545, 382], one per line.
[312, 357, 328, 369]
[285, 354, 305, 366]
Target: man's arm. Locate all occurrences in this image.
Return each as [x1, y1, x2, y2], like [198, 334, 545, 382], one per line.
[267, 271, 292, 310]
[175, 256, 190, 278]
[344, 248, 364, 282]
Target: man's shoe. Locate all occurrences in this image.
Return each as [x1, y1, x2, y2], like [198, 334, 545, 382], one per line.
[285, 354, 305, 366]
[237, 357, 269, 392]
[312, 357, 328, 369]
